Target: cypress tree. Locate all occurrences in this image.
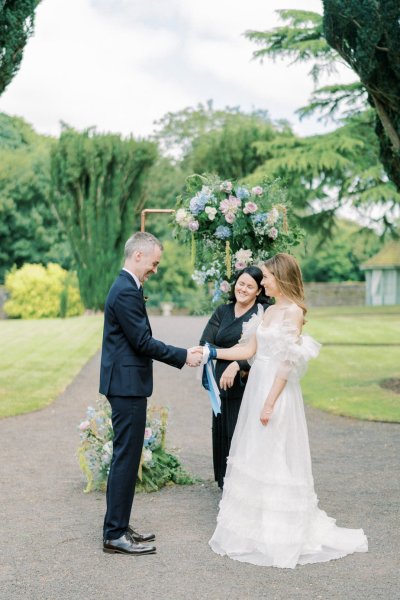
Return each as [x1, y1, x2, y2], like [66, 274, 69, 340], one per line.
[50, 128, 157, 310]
[0, 0, 38, 95]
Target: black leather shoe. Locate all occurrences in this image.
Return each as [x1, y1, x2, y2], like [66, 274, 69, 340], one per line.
[127, 525, 156, 543]
[103, 534, 156, 555]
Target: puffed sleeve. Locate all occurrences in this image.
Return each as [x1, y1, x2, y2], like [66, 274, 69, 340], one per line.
[273, 320, 321, 381]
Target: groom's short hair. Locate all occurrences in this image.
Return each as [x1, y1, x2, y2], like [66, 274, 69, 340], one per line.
[124, 232, 163, 259]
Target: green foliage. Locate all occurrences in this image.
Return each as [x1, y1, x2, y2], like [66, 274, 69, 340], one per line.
[138, 157, 187, 239]
[77, 398, 195, 493]
[153, 100, 271, 165]
[0, 113, 72, 283]
[246, 111, 400, 233]
[188, 112, 276, 180]
[295, 219, 383, 282]
[246, 10, 335, 83]
[143, 238, 201, 308]
[50, 127, 158, 310]
[0, 1, 39, 95]
[245, 5, 400, 193]
[4, 263, 83, 318]
[322, 0, 400, 191]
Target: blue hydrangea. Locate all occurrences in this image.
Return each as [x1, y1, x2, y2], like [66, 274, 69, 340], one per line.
[215, 225, 231, 239]
[189, 188, 215, 215]
[251, 212, 267, 225]
[189, 195, 207, 215]
[236, 186, 250, 200]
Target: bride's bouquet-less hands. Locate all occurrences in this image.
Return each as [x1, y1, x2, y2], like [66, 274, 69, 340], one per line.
[77, 397, 194, 493]
[173, 175, 303, 302]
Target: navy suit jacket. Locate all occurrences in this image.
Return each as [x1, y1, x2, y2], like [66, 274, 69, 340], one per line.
[99, 270, 187, 397]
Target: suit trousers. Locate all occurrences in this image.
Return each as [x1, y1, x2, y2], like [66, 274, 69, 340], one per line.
[103, 395, 147, 540]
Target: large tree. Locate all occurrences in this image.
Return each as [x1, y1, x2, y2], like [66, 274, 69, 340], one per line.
[0, 113, 71, 283]
[246, 6, 400, 193]
[50, 128, 157, 310]
[322, 0, 400, 191]
[0, 0, 39, 96]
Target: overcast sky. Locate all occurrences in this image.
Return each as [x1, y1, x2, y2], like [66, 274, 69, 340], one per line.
[0, 0, 356, 139]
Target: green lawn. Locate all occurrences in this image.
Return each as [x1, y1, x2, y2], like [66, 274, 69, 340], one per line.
[1, 306, 399, 422]
[303, 305, 400, 422]
[0, 316, 103, 418]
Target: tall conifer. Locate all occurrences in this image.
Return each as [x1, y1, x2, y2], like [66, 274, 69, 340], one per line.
[50, 128, 157, 310]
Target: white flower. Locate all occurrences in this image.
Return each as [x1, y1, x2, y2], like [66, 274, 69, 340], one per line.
[205, 206, 217, 220]
[234, 248, 253, 264]
[102, 441, 113, 455]
[192, 270, 207, 285]
[175, 208, 190, 226]
[143, 448, 153, 465]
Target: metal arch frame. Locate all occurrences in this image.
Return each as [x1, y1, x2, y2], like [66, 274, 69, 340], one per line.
[140, 209, 175, 232]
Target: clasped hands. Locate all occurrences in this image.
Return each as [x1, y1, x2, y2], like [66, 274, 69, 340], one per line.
[186, 346, 204, 367]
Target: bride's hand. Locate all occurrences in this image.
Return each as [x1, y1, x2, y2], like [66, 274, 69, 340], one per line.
[220, 362, 239, 390]
[260, 402, 274, 426]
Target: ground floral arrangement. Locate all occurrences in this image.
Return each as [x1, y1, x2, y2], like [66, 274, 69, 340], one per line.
[77, 397, 194, 493]
[174, 175, 303, 302]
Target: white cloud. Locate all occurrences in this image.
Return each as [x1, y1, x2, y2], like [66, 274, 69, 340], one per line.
[0, 0, 354, 139]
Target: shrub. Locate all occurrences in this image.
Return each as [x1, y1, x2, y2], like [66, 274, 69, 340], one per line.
[4, 263, 84, 318]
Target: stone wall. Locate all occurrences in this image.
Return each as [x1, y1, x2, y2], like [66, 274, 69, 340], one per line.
[304, 282, 365, 307]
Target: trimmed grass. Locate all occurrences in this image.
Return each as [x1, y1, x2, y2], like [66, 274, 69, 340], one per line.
[303, 305, 400, 422]
[1, 306, 399, 422]
[0, 316, 103, 418]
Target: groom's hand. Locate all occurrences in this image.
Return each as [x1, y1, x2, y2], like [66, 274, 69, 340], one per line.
[186, 347, 203, 367]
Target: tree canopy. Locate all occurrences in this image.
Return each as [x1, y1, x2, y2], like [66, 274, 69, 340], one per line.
[246, 6, 400, 194]
[322, 0, 400, 191]
[0, 0, 39, 96]
[0, 113, 71, 283]
[50, 127, 157, 310]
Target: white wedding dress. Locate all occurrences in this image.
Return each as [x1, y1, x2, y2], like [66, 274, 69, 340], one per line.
[209, 306, 368, 568]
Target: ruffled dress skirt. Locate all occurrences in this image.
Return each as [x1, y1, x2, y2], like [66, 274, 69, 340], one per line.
[209, 328, 368, 568]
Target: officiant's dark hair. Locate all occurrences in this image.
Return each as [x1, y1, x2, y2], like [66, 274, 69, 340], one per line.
[229, 266, 271, 306]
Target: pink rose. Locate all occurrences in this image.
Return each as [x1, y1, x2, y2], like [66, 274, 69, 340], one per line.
[251, 186, 263, 196]
[220, 280, 231, 293]
[225, 212, 235, 224]
[220, 180, 233, 192]
[268, 227, 278, 240]
[79, 420, 91, 431]
[243, 201, 258, 214]
[188, 220, 199, 231]
[235, 261, 246, 270]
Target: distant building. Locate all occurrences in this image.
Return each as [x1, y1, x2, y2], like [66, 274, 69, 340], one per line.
[361, 240, 400, 305]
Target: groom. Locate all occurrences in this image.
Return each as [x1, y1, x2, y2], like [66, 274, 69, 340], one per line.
[100, 231, 202, 555]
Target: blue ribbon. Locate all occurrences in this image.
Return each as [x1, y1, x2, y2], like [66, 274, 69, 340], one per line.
[201, 344, 221, 416]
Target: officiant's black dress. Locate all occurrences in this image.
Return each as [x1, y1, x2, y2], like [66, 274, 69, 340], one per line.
[200, 302, 264, 488]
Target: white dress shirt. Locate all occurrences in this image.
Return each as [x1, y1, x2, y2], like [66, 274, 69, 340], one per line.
[122, 268, 141, 290]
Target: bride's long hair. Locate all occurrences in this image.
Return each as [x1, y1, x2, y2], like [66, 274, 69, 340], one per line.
[263, 253, 307, 320]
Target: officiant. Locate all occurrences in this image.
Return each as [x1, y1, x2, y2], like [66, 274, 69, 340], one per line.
[199, 266, 271, 489]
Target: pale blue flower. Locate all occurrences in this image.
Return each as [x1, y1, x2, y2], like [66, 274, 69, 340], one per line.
[215, 225, 231, 239]
[236, 186, 250, 200]
[251, 212, 267, 225]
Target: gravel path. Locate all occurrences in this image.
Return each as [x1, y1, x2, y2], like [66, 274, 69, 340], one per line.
[1, 316, 399, 600]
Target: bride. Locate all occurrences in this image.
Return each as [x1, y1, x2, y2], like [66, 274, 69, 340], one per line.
[205, 253, 368, 568]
